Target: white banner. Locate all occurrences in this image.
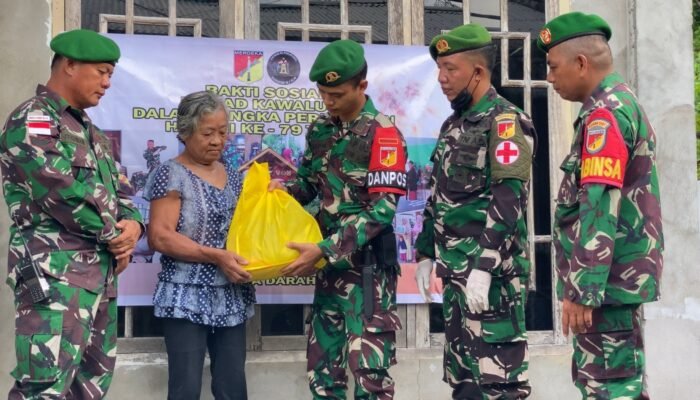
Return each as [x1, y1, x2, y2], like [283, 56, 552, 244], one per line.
[90, 34, 449, 305]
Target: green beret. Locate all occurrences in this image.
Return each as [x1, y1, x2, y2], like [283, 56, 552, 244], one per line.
[537, 12, 611, 53]
[309, 40, 366, 86]
[429, 24, 492, 60]
[50, 29, 121, 63]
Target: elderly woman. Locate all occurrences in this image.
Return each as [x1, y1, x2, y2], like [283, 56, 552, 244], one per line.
[144, 91, 255, 400]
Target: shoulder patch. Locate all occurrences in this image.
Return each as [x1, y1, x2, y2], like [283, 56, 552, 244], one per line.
[495, 141, 520, 165]
[367, 126, 407, 195]
[580, 108, 629, 188]
[26, 120, 52, 136]
[26, 111, 51, 122]
[24, 109, 53, 136]
[495, 113, 517, 139]
[585, 118, 609, 154]
[489, 114, 533, 182]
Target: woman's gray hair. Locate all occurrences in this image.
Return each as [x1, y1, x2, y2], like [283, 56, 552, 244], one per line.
[176, 91, 228, 142]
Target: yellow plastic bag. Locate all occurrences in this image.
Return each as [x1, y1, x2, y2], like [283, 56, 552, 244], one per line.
[226, 162, 325, 281]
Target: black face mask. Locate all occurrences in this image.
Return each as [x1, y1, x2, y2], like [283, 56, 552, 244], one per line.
[450, 69, 479, 112]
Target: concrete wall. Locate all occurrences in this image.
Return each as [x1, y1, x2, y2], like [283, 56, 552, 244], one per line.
[632, 0, 700, 397]
[572, 0, 700, 397]
[0, 0, 698, 399]
[0, 0, 52, 396]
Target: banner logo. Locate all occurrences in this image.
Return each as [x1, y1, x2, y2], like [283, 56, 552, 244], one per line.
[267, 51, 301, 85]
[234, 50, 264, 83]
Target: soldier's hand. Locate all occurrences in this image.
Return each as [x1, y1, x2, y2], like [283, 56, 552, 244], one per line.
[466, 269, 492, 314]
[267, 179, 287, 193]
[109, 220, 142, 260]
[115, 257, 130, 275]
[415, 258, 434, 303]
[216, 250, 252, 283]
[561, 298, 593, 336]
[281, 242, 322, 277]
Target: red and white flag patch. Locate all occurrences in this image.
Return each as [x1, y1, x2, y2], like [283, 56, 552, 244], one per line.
[495, 140, 520, 165]
[26, 121, 51, 136]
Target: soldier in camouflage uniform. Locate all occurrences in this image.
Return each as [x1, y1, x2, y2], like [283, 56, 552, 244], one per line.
[414, 24, 535, 399]
[268, 40, 407, 399]
[538, 13, 664, 399]
[0, 30, 144, 399]
[143, 139, 166, 173]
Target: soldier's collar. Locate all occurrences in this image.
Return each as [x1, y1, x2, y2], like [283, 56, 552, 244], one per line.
[579, 72, 626, 117]
[334, 95, 377, 136]
[462, 86, 498, 122]
[37, 84, 92, 127]
[574, 72, 625, 126]
[36, 84, 71, 115]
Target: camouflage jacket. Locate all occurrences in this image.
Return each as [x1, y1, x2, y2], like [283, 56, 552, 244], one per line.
[0, 85, 143, 292]
[553, 73, 663, 307]
[144, 146, 164, 172]
[415, 87, 535, 278]
[287, 96, 407, 270]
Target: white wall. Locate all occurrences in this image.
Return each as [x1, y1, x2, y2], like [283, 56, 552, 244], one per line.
[0, 0, 52, 396]
[571, 0, 700, 397]
[632, 0, 700, 397]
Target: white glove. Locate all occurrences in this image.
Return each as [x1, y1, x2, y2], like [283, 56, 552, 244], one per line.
[415, 258, 434, 303]
[466, 269, 492, 314]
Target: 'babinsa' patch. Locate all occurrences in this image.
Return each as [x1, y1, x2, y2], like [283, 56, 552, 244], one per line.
[580, 108, 628, 188]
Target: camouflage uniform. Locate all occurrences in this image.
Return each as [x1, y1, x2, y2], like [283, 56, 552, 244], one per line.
[415, 87, 535, 399]
[287, 96, 407, 400]
[553, 72, 663, 399]
[143, 145, 164, 173]
[0, 85, 143, 399]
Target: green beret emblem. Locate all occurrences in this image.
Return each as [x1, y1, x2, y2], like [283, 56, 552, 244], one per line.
[435, 39, 451, 54]
[539, 28, 552, 45]
[325, 71, 341, 83]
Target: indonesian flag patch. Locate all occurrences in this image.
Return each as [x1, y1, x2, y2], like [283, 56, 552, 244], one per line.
[580, 108, 629, 188]
[26, 121, 51, 136]
[495, 140, 520, 165]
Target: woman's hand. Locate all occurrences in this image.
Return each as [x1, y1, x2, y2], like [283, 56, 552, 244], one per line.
[215, 249, 252, 283]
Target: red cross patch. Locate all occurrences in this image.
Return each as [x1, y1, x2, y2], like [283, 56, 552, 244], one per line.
[495, 141, 519, 165]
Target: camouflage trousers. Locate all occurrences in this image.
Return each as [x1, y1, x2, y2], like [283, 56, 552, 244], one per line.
[442, 276, 530, 400]
[306, 266, 401, 400]
[9, 276, 117, 400]
[572, 304, 647, 400]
